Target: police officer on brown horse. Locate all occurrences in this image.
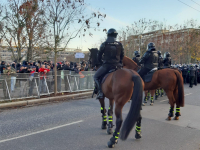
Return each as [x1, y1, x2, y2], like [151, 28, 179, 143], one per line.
[138, 42, 158, 79]
[132, 51, 141, 66]
[163, 52, 171, 68]
[94, 28, 124, 99]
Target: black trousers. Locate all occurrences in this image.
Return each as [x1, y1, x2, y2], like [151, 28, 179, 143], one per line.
[182, 75, 187, 83]
[138, 67, 151, 79]
[94, 65, 117, 81]
[189, 76, 195, 87]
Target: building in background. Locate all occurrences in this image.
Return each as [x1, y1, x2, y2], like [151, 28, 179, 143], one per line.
[123, 28, 200, 64]
[0, 46, 90, 63]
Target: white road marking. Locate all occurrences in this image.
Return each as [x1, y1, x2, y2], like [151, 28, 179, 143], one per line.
[160, 93, 192, 102]
[0, 120, 83, 144]
[184, 93, 192, 96]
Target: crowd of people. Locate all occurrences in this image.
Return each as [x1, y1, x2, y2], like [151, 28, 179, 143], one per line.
[0, 60, 89, 74]
[0, 60, 91, 99]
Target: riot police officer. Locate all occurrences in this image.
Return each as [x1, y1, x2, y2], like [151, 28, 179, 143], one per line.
[182, 65, 188, 83]
[93, 28, 124, 99]
[163, 52, 171, 68]
[188, 64, 197, 88]
[138, 42, 158, 79]
[157, 51, 163, 70]
[132, 51, 141, 66]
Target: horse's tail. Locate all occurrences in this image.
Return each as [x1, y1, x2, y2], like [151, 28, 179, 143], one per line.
[174, 70, 185, 107]
[120, 75, 143, 141]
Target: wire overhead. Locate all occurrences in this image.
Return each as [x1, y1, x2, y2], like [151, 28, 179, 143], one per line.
[177, 0, 200, 12]
[191, 0, 200, 7]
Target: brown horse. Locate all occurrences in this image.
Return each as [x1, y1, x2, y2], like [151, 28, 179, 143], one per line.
[89, 49, 144, 148]
[123, 56, 184, 120]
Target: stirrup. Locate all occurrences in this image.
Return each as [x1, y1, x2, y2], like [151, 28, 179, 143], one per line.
[96, 92, 104, 99]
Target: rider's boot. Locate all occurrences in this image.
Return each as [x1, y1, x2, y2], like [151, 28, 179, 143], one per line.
[94, 79, 104, 99]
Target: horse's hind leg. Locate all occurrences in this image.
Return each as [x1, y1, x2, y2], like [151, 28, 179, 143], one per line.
[155, 89, 159, 100]
[174, 87, 181, 120]
[99, 98, 107, 129]
[107, 103, 123, 148]
[150, 90, 155, 106]
[107, 99, 114, 134]
[143, 90, 148, 106]
[135, 112, 142, 139]
[165, 90, 175, 120]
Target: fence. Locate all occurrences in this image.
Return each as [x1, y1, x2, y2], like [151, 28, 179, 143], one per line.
[0, 70, 95, 101]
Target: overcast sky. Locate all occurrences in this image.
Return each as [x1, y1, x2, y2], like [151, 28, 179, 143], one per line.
[2, 0, 200, 51]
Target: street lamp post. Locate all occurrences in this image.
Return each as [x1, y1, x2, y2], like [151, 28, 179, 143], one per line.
[139, 35, 142, 53]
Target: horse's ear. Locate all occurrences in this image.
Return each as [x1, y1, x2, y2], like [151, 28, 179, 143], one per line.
[88, 48, 91, 52]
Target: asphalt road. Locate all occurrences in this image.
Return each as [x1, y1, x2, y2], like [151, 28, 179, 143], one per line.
[0, 84, 200, 150]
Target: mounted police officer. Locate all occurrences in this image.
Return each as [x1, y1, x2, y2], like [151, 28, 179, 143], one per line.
[132, 51, 141, 66]
[93, 28, 124, 99]
[138, 42, 158, 80]
[157, 51, 163, 70]
[163, 52, 171, 68]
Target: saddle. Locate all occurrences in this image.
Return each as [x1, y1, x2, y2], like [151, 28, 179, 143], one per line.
[144, 68, 157, 82]
[101, 69, 117, 84]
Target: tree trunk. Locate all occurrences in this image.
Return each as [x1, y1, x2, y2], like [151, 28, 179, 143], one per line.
[27, 39, 32, 61]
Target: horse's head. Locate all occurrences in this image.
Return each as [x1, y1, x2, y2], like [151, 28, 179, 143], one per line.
[122, 56, 140, 71]
[88, 48, 101, 69]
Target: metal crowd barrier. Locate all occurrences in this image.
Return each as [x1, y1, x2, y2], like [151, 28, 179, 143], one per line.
[0, 70, 96, 101]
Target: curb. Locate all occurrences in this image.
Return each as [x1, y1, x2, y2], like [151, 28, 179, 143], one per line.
[0, 91, 93, 109]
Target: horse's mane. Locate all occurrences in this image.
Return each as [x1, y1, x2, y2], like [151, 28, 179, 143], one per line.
[123, 56, 139, 70]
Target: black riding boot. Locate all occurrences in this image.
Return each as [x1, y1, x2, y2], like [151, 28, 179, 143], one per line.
[94, 79, 104, 99]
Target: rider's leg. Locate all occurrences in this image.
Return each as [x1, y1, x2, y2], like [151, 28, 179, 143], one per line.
[94, 66, 108, 99]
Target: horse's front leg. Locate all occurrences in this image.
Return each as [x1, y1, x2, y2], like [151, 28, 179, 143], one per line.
[99, 98, 107, 129]
[107, 99, 114, 134]
[107, 103, 123, 148]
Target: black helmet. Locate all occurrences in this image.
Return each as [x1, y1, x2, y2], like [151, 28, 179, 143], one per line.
[147, 42, 156, 51]
[157, 51, 161, 56]
[164, 52, 170, 58]
[134, 51, 140, 57]
[107, 28, 118, 38]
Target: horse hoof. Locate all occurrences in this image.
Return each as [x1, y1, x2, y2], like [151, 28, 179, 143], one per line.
[166, 116, 171, 120]
[142, 103, 145, 106]
[150, 103, 153, 106]
[101, 124, 107, 129]
[107, 128, 113, 135]
[174, 116, 179, 120]
[107, 141, 115, 148]
[135, 132, 142, 139]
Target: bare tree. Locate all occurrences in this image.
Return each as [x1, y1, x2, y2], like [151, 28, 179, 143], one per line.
[19, 0, 47, 61]
[43, 0, 105, 95]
